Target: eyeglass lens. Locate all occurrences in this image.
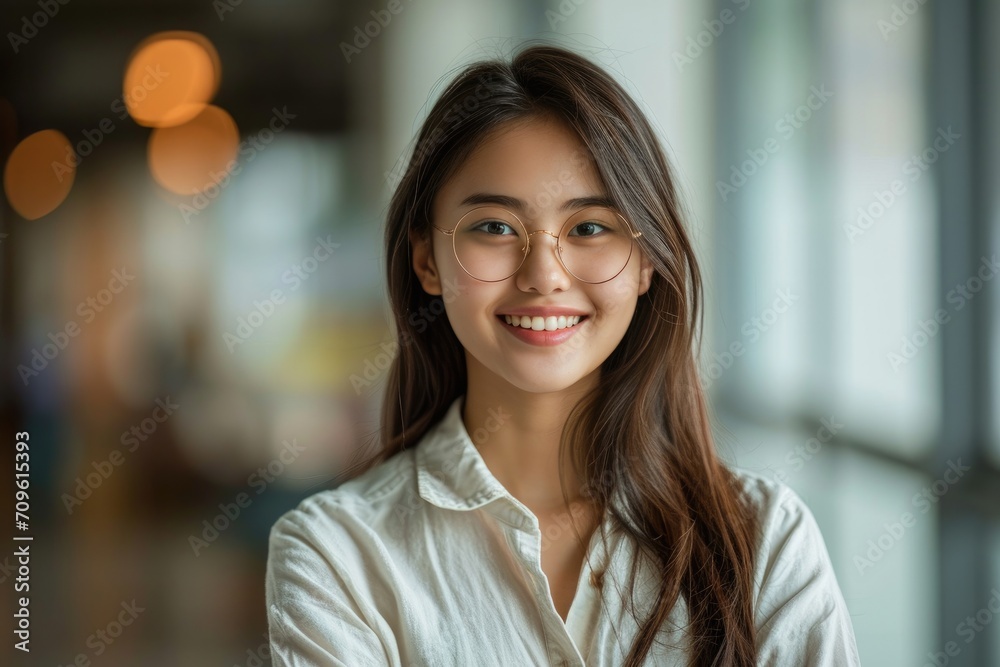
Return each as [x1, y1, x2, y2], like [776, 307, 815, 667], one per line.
[451, 206, 634, 282]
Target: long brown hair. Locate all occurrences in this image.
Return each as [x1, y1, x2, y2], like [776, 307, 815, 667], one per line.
[352, 43, 761, 666]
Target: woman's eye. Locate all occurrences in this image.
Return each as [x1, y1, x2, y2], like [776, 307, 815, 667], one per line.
[569, 221, 607, 237]
[474, 220, 514, 235]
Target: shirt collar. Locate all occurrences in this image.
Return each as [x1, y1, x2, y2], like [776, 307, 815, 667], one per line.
[414, 394, 627, 527]
[415, 394, 510, 511]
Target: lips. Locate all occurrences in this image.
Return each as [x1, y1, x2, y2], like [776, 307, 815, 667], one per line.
[498, 314, 587, 332]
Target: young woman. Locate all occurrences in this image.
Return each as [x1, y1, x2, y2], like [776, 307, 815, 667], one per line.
[265, 44, 860, 666]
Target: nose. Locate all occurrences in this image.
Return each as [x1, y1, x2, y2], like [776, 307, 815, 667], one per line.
[514, 228, 572, 293]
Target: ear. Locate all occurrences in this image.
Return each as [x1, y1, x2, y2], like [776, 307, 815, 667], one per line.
[410, 227, 443, 296]
[637, 251, 654, 296]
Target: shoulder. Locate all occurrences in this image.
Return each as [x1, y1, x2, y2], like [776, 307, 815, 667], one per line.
[727, 466, 829, 576]
[728, 467, 814, 545]
[265, 452, 418, 665]
[726, 466, 861, 665]
[726, 466, 832, 592]
[267, 448, 418, 564]
[728, 466, 801, 516]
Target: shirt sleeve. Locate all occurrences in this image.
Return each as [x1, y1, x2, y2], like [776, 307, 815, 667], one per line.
[265, 508, 396, 667]
[753, 484, 862, 666]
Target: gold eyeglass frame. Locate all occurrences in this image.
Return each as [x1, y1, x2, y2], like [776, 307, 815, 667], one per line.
[430, 205, 643, 283]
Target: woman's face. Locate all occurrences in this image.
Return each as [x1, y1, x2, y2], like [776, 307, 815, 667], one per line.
[411, 115, 653, 394]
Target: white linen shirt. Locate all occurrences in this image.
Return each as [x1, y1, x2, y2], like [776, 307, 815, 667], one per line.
[266, 395, 861, 666]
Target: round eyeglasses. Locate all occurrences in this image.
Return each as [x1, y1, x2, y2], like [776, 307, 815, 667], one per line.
[431, 205, 642, 283]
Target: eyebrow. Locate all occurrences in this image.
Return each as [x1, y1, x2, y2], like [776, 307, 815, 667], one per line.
[458, 192, 616, 213]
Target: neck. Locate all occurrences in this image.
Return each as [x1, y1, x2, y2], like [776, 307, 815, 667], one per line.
[461, 357, 598, 514]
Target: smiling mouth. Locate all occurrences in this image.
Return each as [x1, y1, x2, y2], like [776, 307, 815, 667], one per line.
[498, 314, 588, 331]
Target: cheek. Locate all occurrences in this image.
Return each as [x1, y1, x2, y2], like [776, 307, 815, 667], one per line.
[432, 241, 458, 274]
[441, 283, 500, 334]
[431, 243, 478, 302]
[598, 299, 636, 330]
[582, 291, 638, 361]
[596, 276, 640, 321]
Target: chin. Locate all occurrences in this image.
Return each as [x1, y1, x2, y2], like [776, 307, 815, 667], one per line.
[504, 364, 598, 394]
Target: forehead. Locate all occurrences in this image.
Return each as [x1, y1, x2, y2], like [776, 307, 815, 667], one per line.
[435, 116, 605, 212]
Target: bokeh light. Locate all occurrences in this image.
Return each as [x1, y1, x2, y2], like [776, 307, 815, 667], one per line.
[3, 129, 75, 220]
[147, 104, 239, 195]
[123, 31, 221, 129]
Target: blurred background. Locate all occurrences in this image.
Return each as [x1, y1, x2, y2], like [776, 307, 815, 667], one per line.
[0, 0, 996, 665]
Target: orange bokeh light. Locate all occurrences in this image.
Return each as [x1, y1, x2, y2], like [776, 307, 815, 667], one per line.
[148, 104, 239, 195]
[4, 129, 75, 220]
[124, 31, 221, 128]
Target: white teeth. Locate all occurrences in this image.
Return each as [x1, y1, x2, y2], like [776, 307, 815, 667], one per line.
[502, 314, 583, 331]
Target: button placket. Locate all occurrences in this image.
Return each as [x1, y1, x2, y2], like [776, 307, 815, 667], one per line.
[504, 512, 584, 667]
[514, 530, 542, 584]
[520, 525, 589, 667]
[497, 495, 586, 666]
